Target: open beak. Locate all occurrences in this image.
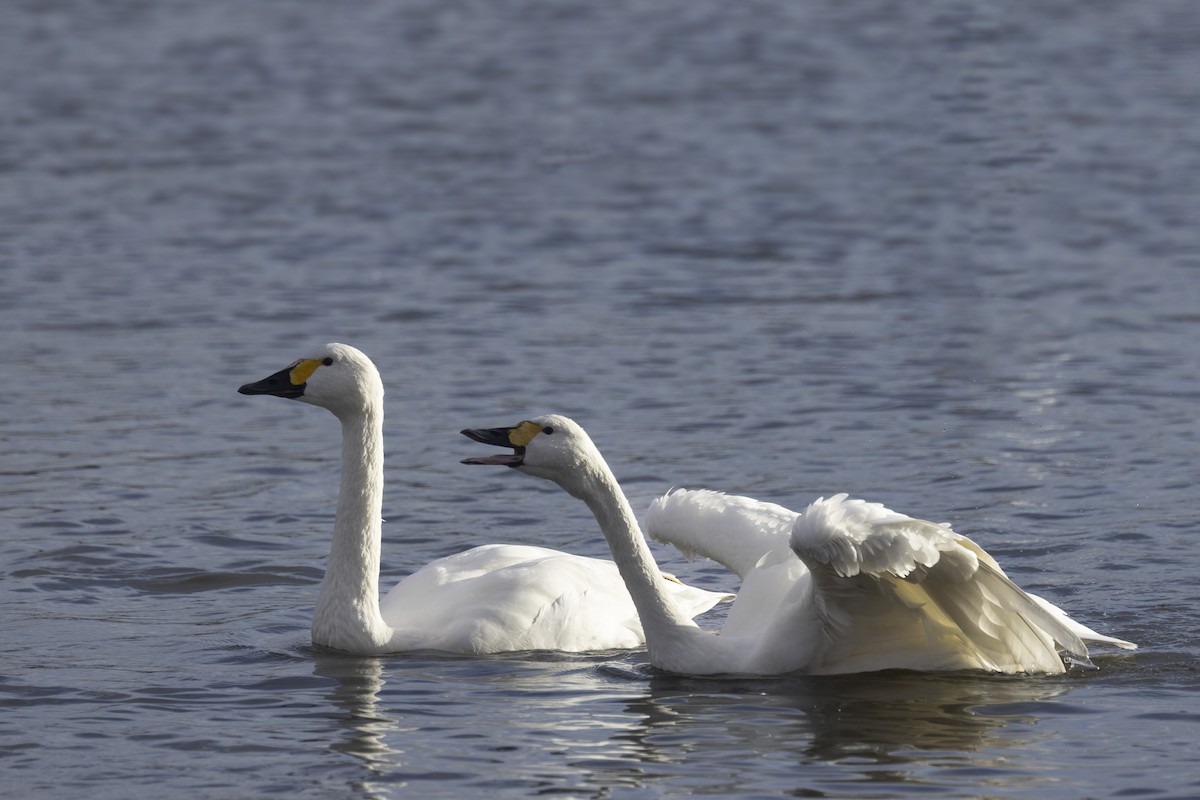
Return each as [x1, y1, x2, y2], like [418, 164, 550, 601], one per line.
[461, 426, 525, 467]
[238, 365, 305, 399]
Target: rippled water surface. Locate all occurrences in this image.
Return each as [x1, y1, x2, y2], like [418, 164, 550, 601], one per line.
[2, 2, 1198, 798]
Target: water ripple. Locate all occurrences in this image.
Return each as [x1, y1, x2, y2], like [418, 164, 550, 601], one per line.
[0, 1, 1193, 798]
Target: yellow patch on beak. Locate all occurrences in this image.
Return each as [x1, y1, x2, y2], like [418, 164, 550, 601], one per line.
[289, 358, 324, 386]
[508, 420, 544, 447]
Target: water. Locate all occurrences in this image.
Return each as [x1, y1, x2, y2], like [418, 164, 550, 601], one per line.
[2, 1, 1198, 797]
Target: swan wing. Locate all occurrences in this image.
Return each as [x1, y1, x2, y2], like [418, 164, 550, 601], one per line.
[378, 544, 729, 654]
[660, 571, 737, 618]
[645, 488, 798, 578]
[790, 494, 1097, 674]
[1027, 593, 1137, 650]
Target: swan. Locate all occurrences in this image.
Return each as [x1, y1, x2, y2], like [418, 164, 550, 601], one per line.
[646, 488, 1137, 665]
[238, 344, 730, 655]
[462, 414, 1137, 676]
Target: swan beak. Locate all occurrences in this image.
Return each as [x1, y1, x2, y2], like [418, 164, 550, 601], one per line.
[460, 426, 525, 467]
[238, 366, 306, 399]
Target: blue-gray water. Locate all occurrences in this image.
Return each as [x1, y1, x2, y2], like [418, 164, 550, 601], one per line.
[2, 2, 1197, 798]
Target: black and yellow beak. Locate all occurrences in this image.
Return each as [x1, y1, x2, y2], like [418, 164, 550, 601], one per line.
[460, 420, 544, 467]
[238, 358, 324, 400]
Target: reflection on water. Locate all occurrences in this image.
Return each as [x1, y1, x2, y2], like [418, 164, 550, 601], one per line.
[617, 672, 1070, 796]
[312, 653, 404, 799]
[1, 0, 1193, 796]
[312, 651, 1075, 798]
[632, 672, 1067, 760]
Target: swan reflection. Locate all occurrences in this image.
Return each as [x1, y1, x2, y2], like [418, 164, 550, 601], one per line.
[309, 650, 1079, 798]
[602, 669, 1075, 794]
[311, 652, 403, 799]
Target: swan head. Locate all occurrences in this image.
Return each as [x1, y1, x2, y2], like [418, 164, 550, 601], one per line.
[238, 342, 383, 418]
[461, 414, 602, 495]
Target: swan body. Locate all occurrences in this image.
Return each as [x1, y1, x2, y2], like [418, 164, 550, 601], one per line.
[647, 488, 1137, 663]
[463, 416, 1136, 676]
[239, 344, 729, 655]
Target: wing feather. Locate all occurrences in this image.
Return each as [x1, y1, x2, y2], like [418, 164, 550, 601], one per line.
[646, 490, 1133, 674]
[792, 494, 1093, 674]
[645, 488, 797, 578]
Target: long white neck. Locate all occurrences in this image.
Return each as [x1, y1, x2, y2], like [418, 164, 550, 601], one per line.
[569, 456, 740, 673]
[312, 404, 392, 652]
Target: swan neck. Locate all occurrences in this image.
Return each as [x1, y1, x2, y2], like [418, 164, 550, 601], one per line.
[578, 463, 696, 631]
[571, 453, 747, 674]
[313, 405, 390, 651]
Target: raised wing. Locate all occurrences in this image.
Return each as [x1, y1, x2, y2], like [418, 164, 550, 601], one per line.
[791, 494, 1098, 674]
[645, 488, 798, 578]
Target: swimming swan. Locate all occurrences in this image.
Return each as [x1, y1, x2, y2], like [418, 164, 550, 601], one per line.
[646, 488, 1137, 667]
[238, 344, 730, 655]
[462, 414, 1137, 675]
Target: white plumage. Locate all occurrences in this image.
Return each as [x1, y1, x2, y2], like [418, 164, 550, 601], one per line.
[373, 542, 726, 653]
[238, 344, 729, 655]
[649, 488, 1136, 674]
[467, 418, 1135, 675]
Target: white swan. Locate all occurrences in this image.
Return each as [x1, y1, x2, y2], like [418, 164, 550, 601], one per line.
[462, 415, 1137, 675]
[238, 344, 730, 655]
[646, 488, 1137, 666]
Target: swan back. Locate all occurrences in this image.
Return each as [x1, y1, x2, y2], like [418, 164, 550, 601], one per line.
[377, 543, 730, 653]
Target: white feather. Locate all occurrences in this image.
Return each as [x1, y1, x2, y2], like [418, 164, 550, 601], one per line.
[575, 432, 1135, 675]
[240, 344, 730, 655]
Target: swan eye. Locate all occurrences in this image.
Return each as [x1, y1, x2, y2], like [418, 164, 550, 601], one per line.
[322, 357, 334, 366]
[542, 426, 555, 435]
